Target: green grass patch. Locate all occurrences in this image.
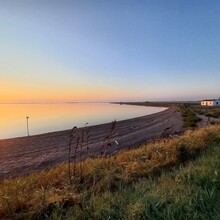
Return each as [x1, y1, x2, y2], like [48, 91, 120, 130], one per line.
[0, 125, 220, 219]
[178, 104, 201, 128]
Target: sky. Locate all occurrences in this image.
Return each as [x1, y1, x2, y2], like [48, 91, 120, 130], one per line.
[0, 0, 220, 102]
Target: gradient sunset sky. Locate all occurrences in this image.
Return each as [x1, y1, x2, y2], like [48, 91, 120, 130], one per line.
[1, 0, 220, 102]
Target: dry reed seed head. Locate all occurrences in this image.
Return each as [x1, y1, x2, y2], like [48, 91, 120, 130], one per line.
[68, 126, 78, 146]
[72, 126, 77, 131]
[70, 126, 77, 137]
[110, 120, 116, 134]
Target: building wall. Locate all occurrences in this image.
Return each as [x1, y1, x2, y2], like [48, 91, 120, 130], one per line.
[214, 100, 220, 106]
[201, 100, 220, 106]
[201, 101, 214, 106]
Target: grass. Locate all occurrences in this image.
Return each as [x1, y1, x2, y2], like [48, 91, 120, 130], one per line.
[191, 104, 220, 119]
[177, 104, 201, 128]
[0, 125, 220, 219]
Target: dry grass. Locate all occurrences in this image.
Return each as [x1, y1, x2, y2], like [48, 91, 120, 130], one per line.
[0, 125, 220, 219]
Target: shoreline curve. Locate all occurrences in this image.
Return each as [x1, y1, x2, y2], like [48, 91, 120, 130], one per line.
[0, 106, 183, 181]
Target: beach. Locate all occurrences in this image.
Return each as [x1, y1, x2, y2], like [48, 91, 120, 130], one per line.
[0, 106, 183, 181]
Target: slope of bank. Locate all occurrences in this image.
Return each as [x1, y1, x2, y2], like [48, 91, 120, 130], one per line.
[0, 106, 182, 181]
[0, 125, 220, 219]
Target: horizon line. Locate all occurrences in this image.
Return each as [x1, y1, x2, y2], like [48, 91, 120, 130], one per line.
[0, 100, 201, 105]
[0, 101, 112, 104]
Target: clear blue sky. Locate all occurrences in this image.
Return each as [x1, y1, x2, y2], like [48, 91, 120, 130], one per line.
[1, 0, 220, 102]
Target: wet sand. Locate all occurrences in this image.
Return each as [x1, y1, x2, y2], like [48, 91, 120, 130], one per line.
[0, 106, 183, 181]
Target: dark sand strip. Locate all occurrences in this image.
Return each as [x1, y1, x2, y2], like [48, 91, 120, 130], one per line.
[0, 107, 183, 181]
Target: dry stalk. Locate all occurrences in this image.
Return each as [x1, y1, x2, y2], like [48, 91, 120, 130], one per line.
[100, 120, 116, 157]
[68, 126, 77, 185]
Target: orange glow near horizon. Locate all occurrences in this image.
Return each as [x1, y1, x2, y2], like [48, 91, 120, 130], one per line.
[0, 77, 142, 103]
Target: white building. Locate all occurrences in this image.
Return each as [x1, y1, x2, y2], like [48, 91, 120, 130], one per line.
[201, 99, 220, 106]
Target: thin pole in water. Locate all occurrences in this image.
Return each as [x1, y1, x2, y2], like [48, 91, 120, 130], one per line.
[26, 116, 30, 136]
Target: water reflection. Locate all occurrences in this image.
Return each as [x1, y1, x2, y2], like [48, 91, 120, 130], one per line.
[0, 103, 166, 139]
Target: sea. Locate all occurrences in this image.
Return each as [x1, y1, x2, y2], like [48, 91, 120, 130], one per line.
[0, 103, 166, 139]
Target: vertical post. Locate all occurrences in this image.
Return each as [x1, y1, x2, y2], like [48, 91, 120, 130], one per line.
[26, 116, 30, 136]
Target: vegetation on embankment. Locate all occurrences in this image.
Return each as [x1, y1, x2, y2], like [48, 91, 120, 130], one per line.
[177, 104, 201, 128]
[191, 104, 220, 119]
[177, 103, 220, 128]
[0, 125, 220, 219]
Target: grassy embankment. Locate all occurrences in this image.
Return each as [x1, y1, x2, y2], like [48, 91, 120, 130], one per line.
[176, 104, 201, 128]
[191, 104, 220, 119]
[1, 124, 220, 219]
[178, 103, 220, 127]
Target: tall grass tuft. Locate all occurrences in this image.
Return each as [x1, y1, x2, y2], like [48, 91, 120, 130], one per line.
[67, 123, 90, 185]
[68, 126, 77, 185]
[79, 123, 89, 183]
[100, 120, 116, 157]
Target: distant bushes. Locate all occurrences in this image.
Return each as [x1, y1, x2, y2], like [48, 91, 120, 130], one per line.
[191, 105, 220, 119]
[178, 104, 201, 128]
[205, 112, 220, 118]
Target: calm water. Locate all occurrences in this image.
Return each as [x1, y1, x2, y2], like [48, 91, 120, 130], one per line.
[0, 103, 166, 139]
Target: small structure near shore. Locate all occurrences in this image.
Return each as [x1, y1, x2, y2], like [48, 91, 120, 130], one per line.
[201, 99, 220, 106]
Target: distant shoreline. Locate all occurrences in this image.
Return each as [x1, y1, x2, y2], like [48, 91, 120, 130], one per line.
[111, 101, 200, 107]
[0, 101, 200, 105]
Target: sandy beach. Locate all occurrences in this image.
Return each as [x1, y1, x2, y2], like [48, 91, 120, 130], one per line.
[0, 106, 183, 181]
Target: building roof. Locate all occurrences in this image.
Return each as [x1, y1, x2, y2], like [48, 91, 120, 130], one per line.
[201, 99, 220, 101]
